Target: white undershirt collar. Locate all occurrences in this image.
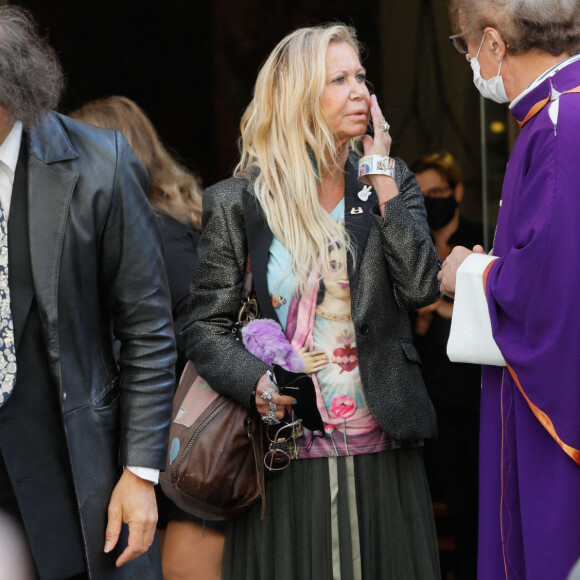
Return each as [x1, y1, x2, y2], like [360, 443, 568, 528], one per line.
[0, 121, 23, 216]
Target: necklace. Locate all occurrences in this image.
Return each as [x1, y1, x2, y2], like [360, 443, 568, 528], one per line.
[316, 306, 352, 322]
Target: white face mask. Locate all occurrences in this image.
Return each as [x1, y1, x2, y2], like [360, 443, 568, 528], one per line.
[470, 34, 509, 103]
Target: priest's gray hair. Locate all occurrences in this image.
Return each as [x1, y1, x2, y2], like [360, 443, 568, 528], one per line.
[449, 0, 580, 56]
[0, 6, 64, 127]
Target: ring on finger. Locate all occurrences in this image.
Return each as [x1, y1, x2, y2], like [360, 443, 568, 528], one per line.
[269, 401, 277, 412]
[380, 120, 390, 132]
[261, 387, 276, 401]
[262, 410, 280, 425]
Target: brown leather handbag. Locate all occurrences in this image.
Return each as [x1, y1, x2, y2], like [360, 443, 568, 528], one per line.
[159, 360, 264, 520]
[159, 265, 265, 521]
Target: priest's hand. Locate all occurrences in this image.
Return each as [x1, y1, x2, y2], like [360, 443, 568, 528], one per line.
[104, 468, 158, 567]
[438, 245, 475, 298]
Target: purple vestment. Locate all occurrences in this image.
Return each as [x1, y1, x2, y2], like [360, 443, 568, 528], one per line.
[480, 58, 580, 579]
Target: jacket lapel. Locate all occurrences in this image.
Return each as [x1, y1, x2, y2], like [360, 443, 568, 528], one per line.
[8, 141, 33, 351]
[26, 114, 79, 359]
[343, 156, 375, 295]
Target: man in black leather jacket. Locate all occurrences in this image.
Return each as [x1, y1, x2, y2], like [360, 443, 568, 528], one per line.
[0, 7, 175, 579]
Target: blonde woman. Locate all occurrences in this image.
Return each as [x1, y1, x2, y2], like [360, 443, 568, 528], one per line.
[184, 24, 441, 579]
[70, 97, 223, 580]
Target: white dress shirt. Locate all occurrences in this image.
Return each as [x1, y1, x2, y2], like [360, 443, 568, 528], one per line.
[0, 120, 23, 217]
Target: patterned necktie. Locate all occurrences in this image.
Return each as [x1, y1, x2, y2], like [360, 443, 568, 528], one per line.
[0, 200, 16, 407]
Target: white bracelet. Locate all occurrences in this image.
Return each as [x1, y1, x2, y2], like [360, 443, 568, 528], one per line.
[358, 155, 395, 185]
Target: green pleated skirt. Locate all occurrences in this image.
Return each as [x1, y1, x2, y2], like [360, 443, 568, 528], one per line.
[223, 447, 440, 579]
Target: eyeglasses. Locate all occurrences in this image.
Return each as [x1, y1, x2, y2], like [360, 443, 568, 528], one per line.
[264, 419, 302, 471]
[424, 186, 452, 199]
[449, 32, 469, 55]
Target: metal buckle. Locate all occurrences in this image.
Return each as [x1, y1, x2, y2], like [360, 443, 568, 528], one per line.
[238, 297, 258, 324]
[232, 297, 259, 336]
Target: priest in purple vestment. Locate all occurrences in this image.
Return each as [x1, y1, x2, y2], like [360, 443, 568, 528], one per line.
[440, 1, 580, 579]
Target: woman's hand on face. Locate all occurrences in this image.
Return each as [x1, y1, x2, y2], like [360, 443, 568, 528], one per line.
[361, 94, 392, 158]
[255, 373, 296, 422]
[360, 95, 399, 202]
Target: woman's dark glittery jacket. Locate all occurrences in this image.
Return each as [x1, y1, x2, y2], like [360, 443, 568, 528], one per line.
[183, 154, 441, 441]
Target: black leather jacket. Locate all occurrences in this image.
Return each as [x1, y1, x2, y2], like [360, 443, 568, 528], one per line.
[26, 113, 175, 579]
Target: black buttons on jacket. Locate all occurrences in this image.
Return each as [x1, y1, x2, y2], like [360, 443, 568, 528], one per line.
[360, 323, 369, 335]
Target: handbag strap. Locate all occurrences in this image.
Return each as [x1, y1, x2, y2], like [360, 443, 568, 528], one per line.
[235, 169, 266, 520]
[235, 169, 259, 332]
[235, 168, 254, 304]
[241, 259, 253, 300]
[233, 260, 258, 337]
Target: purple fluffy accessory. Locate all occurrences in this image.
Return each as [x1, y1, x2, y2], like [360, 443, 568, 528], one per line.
[241, 318, 305, 373]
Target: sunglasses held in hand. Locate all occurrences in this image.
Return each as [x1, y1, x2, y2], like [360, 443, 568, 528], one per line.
[264, 418, 303, 471]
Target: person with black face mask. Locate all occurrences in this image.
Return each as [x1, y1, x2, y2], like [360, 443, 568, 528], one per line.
[411, 152, 472, 254]
[424, 195, 458, 231]
[409, 151, 483, 580]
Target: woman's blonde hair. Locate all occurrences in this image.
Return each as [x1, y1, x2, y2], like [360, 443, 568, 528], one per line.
[70, 96, 203, 228]
[236, 23, 363, 293]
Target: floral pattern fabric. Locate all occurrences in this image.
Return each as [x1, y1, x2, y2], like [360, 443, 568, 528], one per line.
[0, 202, 16, 407]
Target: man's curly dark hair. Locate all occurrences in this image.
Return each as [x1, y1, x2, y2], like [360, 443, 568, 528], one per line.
[0, 5, 64, 127]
